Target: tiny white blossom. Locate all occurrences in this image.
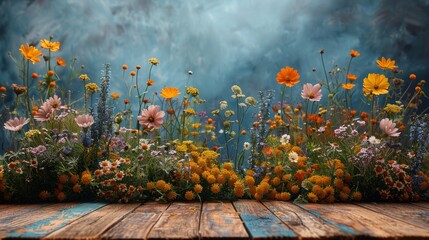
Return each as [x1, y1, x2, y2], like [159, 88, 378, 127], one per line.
[280, 134, 290, 144]
[243, 142, 251, 150]
[368, 136, 381, 145]
[288, 151, 299, 163]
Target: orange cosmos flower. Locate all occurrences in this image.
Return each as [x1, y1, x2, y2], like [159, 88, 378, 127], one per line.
[342, 83, 355, 90]
[276, 66, 300, 87]
[147, 79, 154, 86]
[346, 73, 357, 81]
[363, 73, 389, 95]
[350, 49, 360, 57]
[111, 93, 120, 100]
[160, 87, 180, 99]
[376, 57, 397, 70]
[56, 57, 66, 67]
[40, 39, 60, 52]
[409, 74, 416, 80]
[19, 44, 42, 64]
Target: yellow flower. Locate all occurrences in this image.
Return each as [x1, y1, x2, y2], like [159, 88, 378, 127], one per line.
[184, 191, 195, 200]
[184, 108, 196, 116]
[81, 171, 92, 185]
[40, 39, 60, 52]
[85, 83, 99, 93]
[363, 73, 389, 95]
[111, 93, 121, 100]
[25, 129, 41, 138]
[160, 87, 180, 99]
[194, 184, 203, 193]
[341, 83, 355, 90]
[19, 44, 42, 64]
[186, 87, 199, 97]
[79, 74, 90, 81]
[148, 57, 160, 65]
[307, 192, 319, 203]
[384, 104, 402, 114]
[376, 57, 397, 70]
[211, 184, 221, 194]
[167, 191, 177, 200]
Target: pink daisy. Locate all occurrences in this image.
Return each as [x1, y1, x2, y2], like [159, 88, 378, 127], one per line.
[75, 114, 94, 128]
[4, 117, 29, 132]
[34, 101, 54, 122]
[379, 118, 400, 137]
[301, 83, 322, 101]
[137, 105, 165, 129]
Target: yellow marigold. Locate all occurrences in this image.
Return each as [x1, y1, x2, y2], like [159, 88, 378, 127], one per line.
[25, 129, 41, 138]
[245, 176, 255, 186]
[19, 43, 42, 64]
[363, 73, 389, 95]
[246, 169, 255, 176]
[211, 183, 221, 194]
[156, 180, 166, 190]
[223, 162, 233, 170]
[79, 74, 90, 81]
[111, 93, 120, 100]
[85, 83, 99, 93]
[184, 108, 196, 116]
[147, 182, 155, 190]
[148, 57, 160, 65]
[186, 87, 199, 97]
[234, 187, 245, 197]
[216, 174, 226, 185]
[342, 83, 355, 90]
[307, 192, 318, 203]
[201, 150, 220, 160]
[81, 171, 92, 185]
[335, 169, 344, 178]
[167, 191, 177, 200]
[210, 167, 220, 176]
[312, 185, 324, 197]
[207, 175, 216, 184]
[324, 186, 335, 196]
[229, 174, 239, 186]
[160, 87, 180, 99]
[384, 104, 402, 114]
[181, 191, 195, 202]
[194, 184, 203, 194]
[291, 146, 302, 153]
[40, 39, 60, 52]
[189, 173, 200, 183]
[376, 57, 397, 70]
[176, 144, 188, 152]
[276, 66, 300, 87]
[221, 169, 230, 178]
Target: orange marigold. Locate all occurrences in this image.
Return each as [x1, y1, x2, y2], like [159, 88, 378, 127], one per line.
[160, 87, 180, 99]
[81, 171, 92, 185]
[19, 44, 42, 64]
[350, 49, 360, 57]
[184, 191, 195, 200]
[376, 57, 397, 71]
[276, 66, 300, 87]
[40, 39, 60, 52]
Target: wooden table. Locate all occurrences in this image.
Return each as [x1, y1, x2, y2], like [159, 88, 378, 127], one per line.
[1, 200, 429, 239]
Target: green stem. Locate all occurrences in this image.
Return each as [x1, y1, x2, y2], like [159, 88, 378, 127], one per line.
[320, 53, 331, 93]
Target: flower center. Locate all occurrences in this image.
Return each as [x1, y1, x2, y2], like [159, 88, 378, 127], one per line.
[308, 94, 314, 99]
[148, 117, 154, 122]
[374, 85, 379, 90]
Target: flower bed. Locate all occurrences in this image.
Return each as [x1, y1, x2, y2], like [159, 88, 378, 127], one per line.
[0, 36, 428, 203]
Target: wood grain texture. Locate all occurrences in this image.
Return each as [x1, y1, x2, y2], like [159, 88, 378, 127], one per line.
[413, 202, 429, 209]
[6, 203, 106, 238]
[264, 201, 354, 239]
[44, 203, 140, 240]
[358, 203, 429, 230]
[199, 202, 248, 239]
[0, 204, 50, 222]
[0, 203, 77, 238]
[233, 200, 296, 239]
[147, 202, 201, 240]
[300, 203, 429, 239]
[102, 202, 170, 239]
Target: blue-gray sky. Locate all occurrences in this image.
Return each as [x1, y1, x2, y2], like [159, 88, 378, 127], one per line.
[1, 0, 429, 127]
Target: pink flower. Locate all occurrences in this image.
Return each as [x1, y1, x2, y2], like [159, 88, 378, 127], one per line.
[46, 95, 62, 110]
[34, 101, 54, 122]
[379, 118, 400, 137]
[137, 105, 165, 129]
[4, 117, 29, 132]
[301, 83, 322, 101]
[75, 114, 94, 128]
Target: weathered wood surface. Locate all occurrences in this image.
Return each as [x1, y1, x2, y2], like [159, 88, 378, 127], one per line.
[233, 200, 296, 239]
[263, 201, 353, 239]
[200, 202, 249, 239]
[147, 202, 200, 240]
[45, 203, 139, 240]
[102, 202, 169, 239]
[300, 203, 429, 239]
[1, 201, 429, 239]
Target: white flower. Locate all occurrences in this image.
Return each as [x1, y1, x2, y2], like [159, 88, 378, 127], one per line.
[219, 129, 224, 134]
[220, 101, 228, 110]
[280, 134, 290, 144]
[368, 136, 381, 145]
[239, 103, 247, 107]
[243, 142, 251, 150]
[317, 127, 326, 133]
[408, 151, 415, 158]
[288, 151, 299, 163]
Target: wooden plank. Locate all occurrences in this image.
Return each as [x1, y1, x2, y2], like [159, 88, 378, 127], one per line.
[102, 202, 170, 239]
[6, 203, 106, 238]
[413, 202, 429, 209]
[45, 203, 140, 240]
[233, 200, 296, 239]
[0, 204, 51, 222]
[358, 203, 429, 230]
[263, 201, 354, 239]
[147, 202, 200, 240]
[0, 203, 78, 237]
[300, 203, 429, 239]
[200, 202, 249, 239]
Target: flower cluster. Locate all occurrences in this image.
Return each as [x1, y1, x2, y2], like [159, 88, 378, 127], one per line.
[1, 37, 429, 203]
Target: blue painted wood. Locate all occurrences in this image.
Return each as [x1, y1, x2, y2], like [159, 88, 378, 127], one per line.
[234, 200, 296, 239]
[6, 203, 106, 238]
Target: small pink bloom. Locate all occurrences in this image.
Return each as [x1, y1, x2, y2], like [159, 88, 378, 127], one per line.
[137, 105, 165, 129]
[46, 95, 61, 110]
[34, 101, 54, 122]
[301, 83, 322, 101]
[379, 118, 400, 137]
[75, 114, 94, 128]
[4, 117, 29, 132]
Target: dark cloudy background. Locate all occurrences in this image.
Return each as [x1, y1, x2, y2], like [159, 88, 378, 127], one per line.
[1, 0, 429, 150]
